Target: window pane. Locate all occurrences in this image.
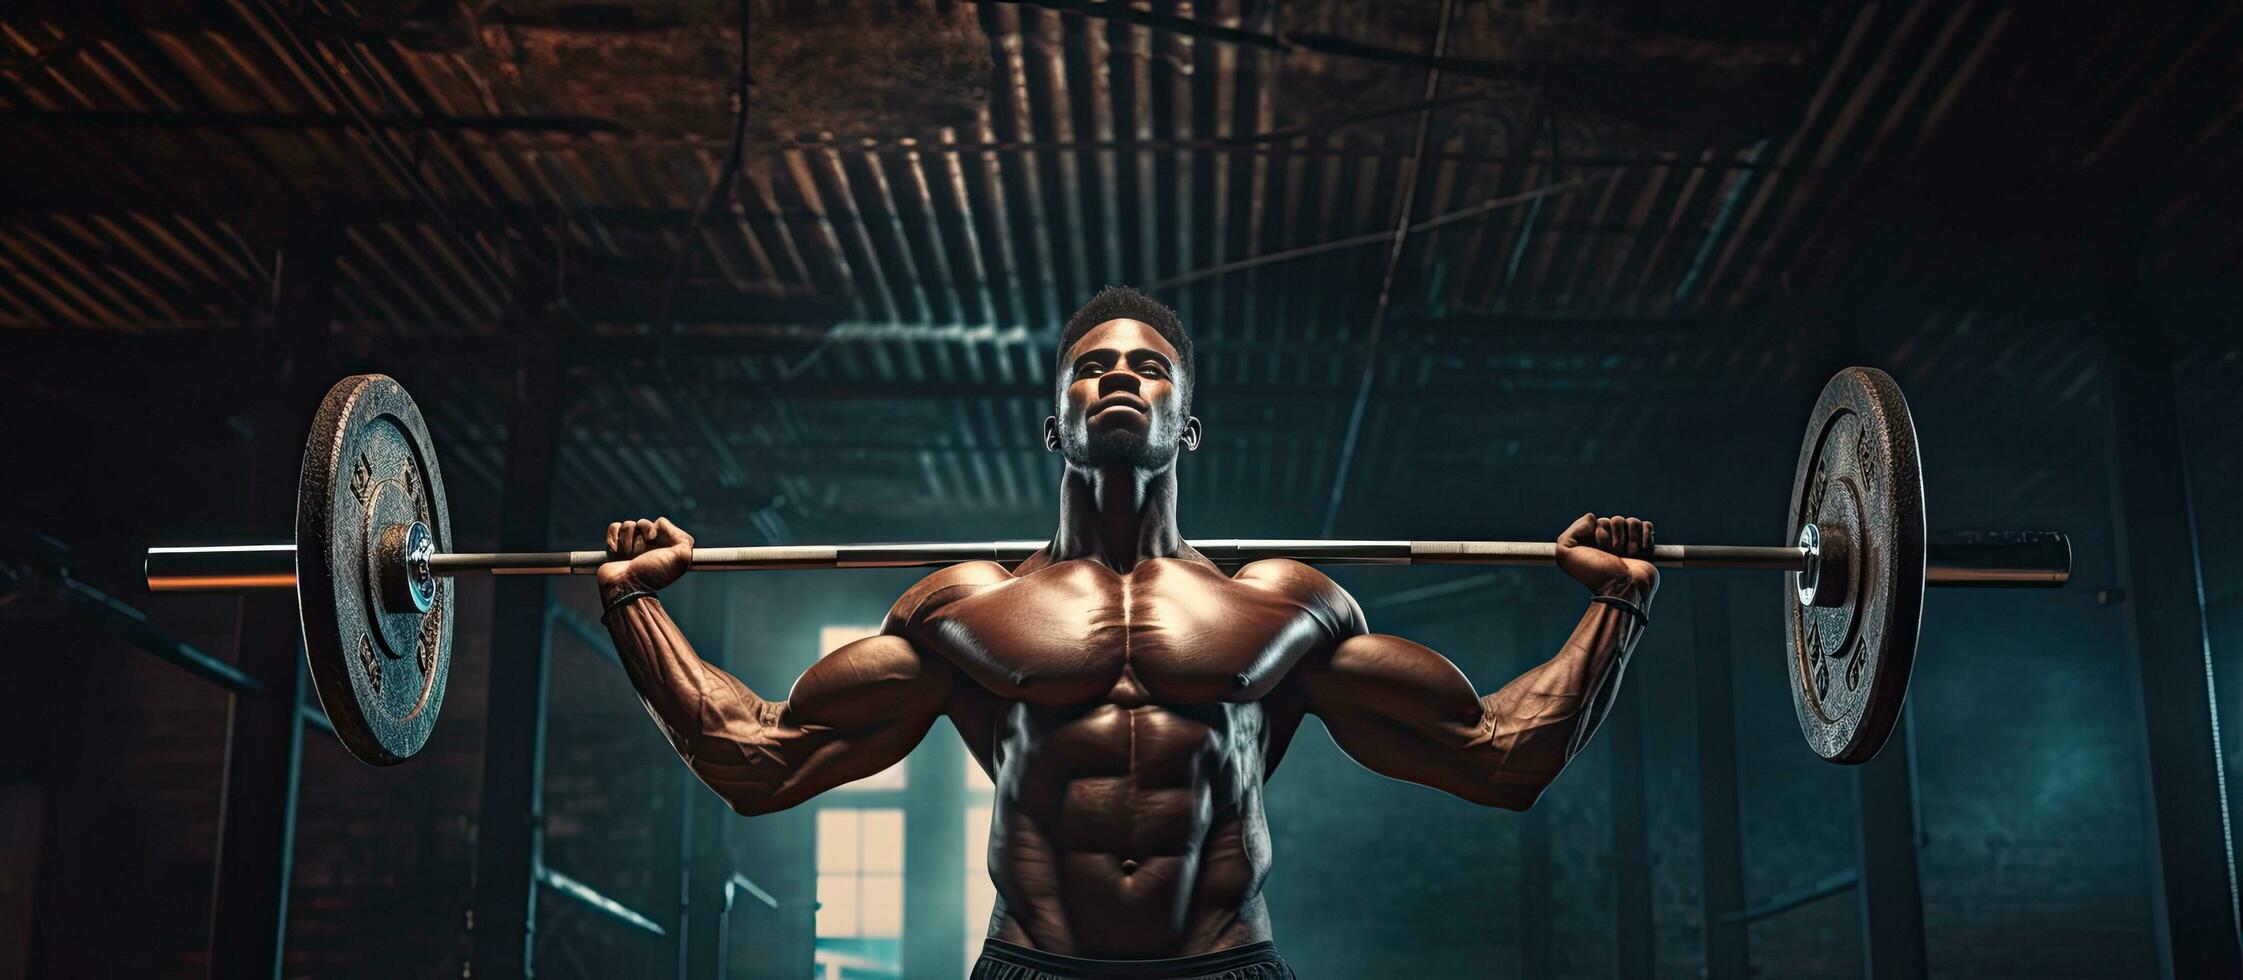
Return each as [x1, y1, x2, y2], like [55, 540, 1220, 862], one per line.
[817, 809, 860, 873]
[818, 807, 905, 950]
[963, 804, 997, 974]
[861, 873, 905, 939]
[816, 874, 860, 938]
[966, 762, 994, 790]
[964, 805, 991, 875]
[861, 809, 905, 873]
[815, 800, 902, 979]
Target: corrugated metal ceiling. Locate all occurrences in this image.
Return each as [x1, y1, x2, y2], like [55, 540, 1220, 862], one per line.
[1, 0, 2234, 543]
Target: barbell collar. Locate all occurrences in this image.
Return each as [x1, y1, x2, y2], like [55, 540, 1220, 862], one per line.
[146, 530, 2071, 591]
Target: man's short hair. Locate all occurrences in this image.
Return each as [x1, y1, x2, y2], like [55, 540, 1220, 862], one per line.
[1054, 286, 1195, 411]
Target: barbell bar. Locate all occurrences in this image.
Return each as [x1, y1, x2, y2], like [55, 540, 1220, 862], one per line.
[148, 531, 2068, 588]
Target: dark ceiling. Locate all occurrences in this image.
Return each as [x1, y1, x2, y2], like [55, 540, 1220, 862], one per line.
[0, 0, 2236, 550]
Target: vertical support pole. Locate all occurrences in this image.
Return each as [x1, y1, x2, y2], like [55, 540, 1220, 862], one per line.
[710, 878, 738, 980]
[1855, 709, 1927, 978]
[1610, 683, 1654, 978]
[905, 737, 967, 980]
[684, 580, 734, 980]
[207, 216, 333, 980]
[650, 766, 691, 979]
[2102, 327, 2242, 977]
[468, 349, 565, 976]
[1692, 575, 1751, 979]
[1515, 611, 1554, 978]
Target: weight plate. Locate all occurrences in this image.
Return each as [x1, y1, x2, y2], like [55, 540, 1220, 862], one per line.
[1784, 367, 1925, 765]
[297, 375, 453, 766]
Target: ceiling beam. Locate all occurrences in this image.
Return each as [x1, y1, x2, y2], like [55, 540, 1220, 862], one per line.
[0, 108, 631, 135]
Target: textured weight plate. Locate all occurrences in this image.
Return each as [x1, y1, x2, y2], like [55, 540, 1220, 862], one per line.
[1784, 367, 1925, 764]
[297, 375, 453, 766]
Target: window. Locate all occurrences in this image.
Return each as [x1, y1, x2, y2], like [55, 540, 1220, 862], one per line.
[815, 626, 908, 978]
[963, 803, 996, 974]
[812, 624, 999, 975]
[962, 707, 999, 967]
[815, 807, 904, 977]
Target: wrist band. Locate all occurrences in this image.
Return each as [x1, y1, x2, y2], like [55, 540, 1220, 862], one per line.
[601, 588, 659, 621]
[1589, 593, 1649, 627]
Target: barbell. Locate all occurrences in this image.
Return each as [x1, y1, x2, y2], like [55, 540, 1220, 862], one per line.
[144, 368, 2070, 768]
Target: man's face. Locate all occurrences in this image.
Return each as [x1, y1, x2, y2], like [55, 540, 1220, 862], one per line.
[1047, 318, 1200, 471]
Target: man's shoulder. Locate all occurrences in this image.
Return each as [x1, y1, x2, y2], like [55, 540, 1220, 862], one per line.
[1232, 557, 1342, 595]
[1232, 558, 1366, 636]
[880, 560, 1013, 633]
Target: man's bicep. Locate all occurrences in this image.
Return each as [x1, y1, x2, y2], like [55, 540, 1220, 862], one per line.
[696, 634, 950, 814]
[786, 634, 954, 731]
[1304, 633, 1488, 729]
[1301, 634, 1546, 808]
[770, 559, 1003, 733]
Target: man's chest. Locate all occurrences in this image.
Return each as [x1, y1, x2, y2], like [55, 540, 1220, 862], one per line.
[911, 558, 1338, 706]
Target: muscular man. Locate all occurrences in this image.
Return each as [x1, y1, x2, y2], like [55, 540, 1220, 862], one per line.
[597, 287, 1657, 980]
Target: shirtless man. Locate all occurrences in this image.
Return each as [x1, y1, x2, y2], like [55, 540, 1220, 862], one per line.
[596, 287, 1658, 979]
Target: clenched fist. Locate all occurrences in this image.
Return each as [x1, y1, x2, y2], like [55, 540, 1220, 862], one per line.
[1555, 513, 1659, 596]
[598, 517, 695, 594]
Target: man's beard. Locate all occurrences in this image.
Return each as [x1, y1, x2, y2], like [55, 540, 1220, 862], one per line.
[1062, 424, 1176, 471]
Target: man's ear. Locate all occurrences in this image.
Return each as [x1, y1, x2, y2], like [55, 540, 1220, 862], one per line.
[1181, 416, 1203, 452]
[1043, 416, 1061, 452]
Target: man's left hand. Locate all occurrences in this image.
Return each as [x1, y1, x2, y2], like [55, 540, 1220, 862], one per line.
[1555, 513, 1659, 595]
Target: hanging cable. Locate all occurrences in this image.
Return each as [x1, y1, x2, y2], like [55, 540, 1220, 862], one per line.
[654, 0, 754, 337]
[1317, 0, 1458, 537]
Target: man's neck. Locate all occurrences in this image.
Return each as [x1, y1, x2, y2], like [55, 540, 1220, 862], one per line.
[1050, 463, 1184, 572]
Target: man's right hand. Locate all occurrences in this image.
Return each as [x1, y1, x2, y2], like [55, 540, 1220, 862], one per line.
[1554, 512, 1659, 597]
[599, 517, 695, 594]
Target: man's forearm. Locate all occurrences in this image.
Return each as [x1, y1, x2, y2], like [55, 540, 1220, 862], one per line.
[601, 592, 787, 799]
[599, 587, 952, 816]
[1482, 582, 1652, 779]
[593, 520, 953, 816]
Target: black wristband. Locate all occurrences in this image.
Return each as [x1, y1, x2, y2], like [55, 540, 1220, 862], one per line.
[601, 588, 659, 622]
[1589, 593, 1649, 627]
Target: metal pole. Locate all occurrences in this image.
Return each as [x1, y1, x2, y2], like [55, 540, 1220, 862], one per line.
[1515, 611, 1555, 977]
[449, 540, 1817, 573]
[205, 214, 331, 980]
[683, 581, 734, 980]
[144, 531, 2075, 587]
[467, 349, 565, 976]
[714, 873, 779, 978]
[650, 762, 691, 978]
[1855, 709, 1927, 979]
[1693, 575, 1751, 979]
[2101, 326, 2242, 977]
[1318, 0, 1456, 538]
[1610, 682, 1655, 978]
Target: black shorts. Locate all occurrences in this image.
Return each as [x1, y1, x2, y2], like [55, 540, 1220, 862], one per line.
[969, 939, 1296, 980]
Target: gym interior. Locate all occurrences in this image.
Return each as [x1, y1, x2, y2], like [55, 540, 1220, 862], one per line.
[0, 1, 2238, 977]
